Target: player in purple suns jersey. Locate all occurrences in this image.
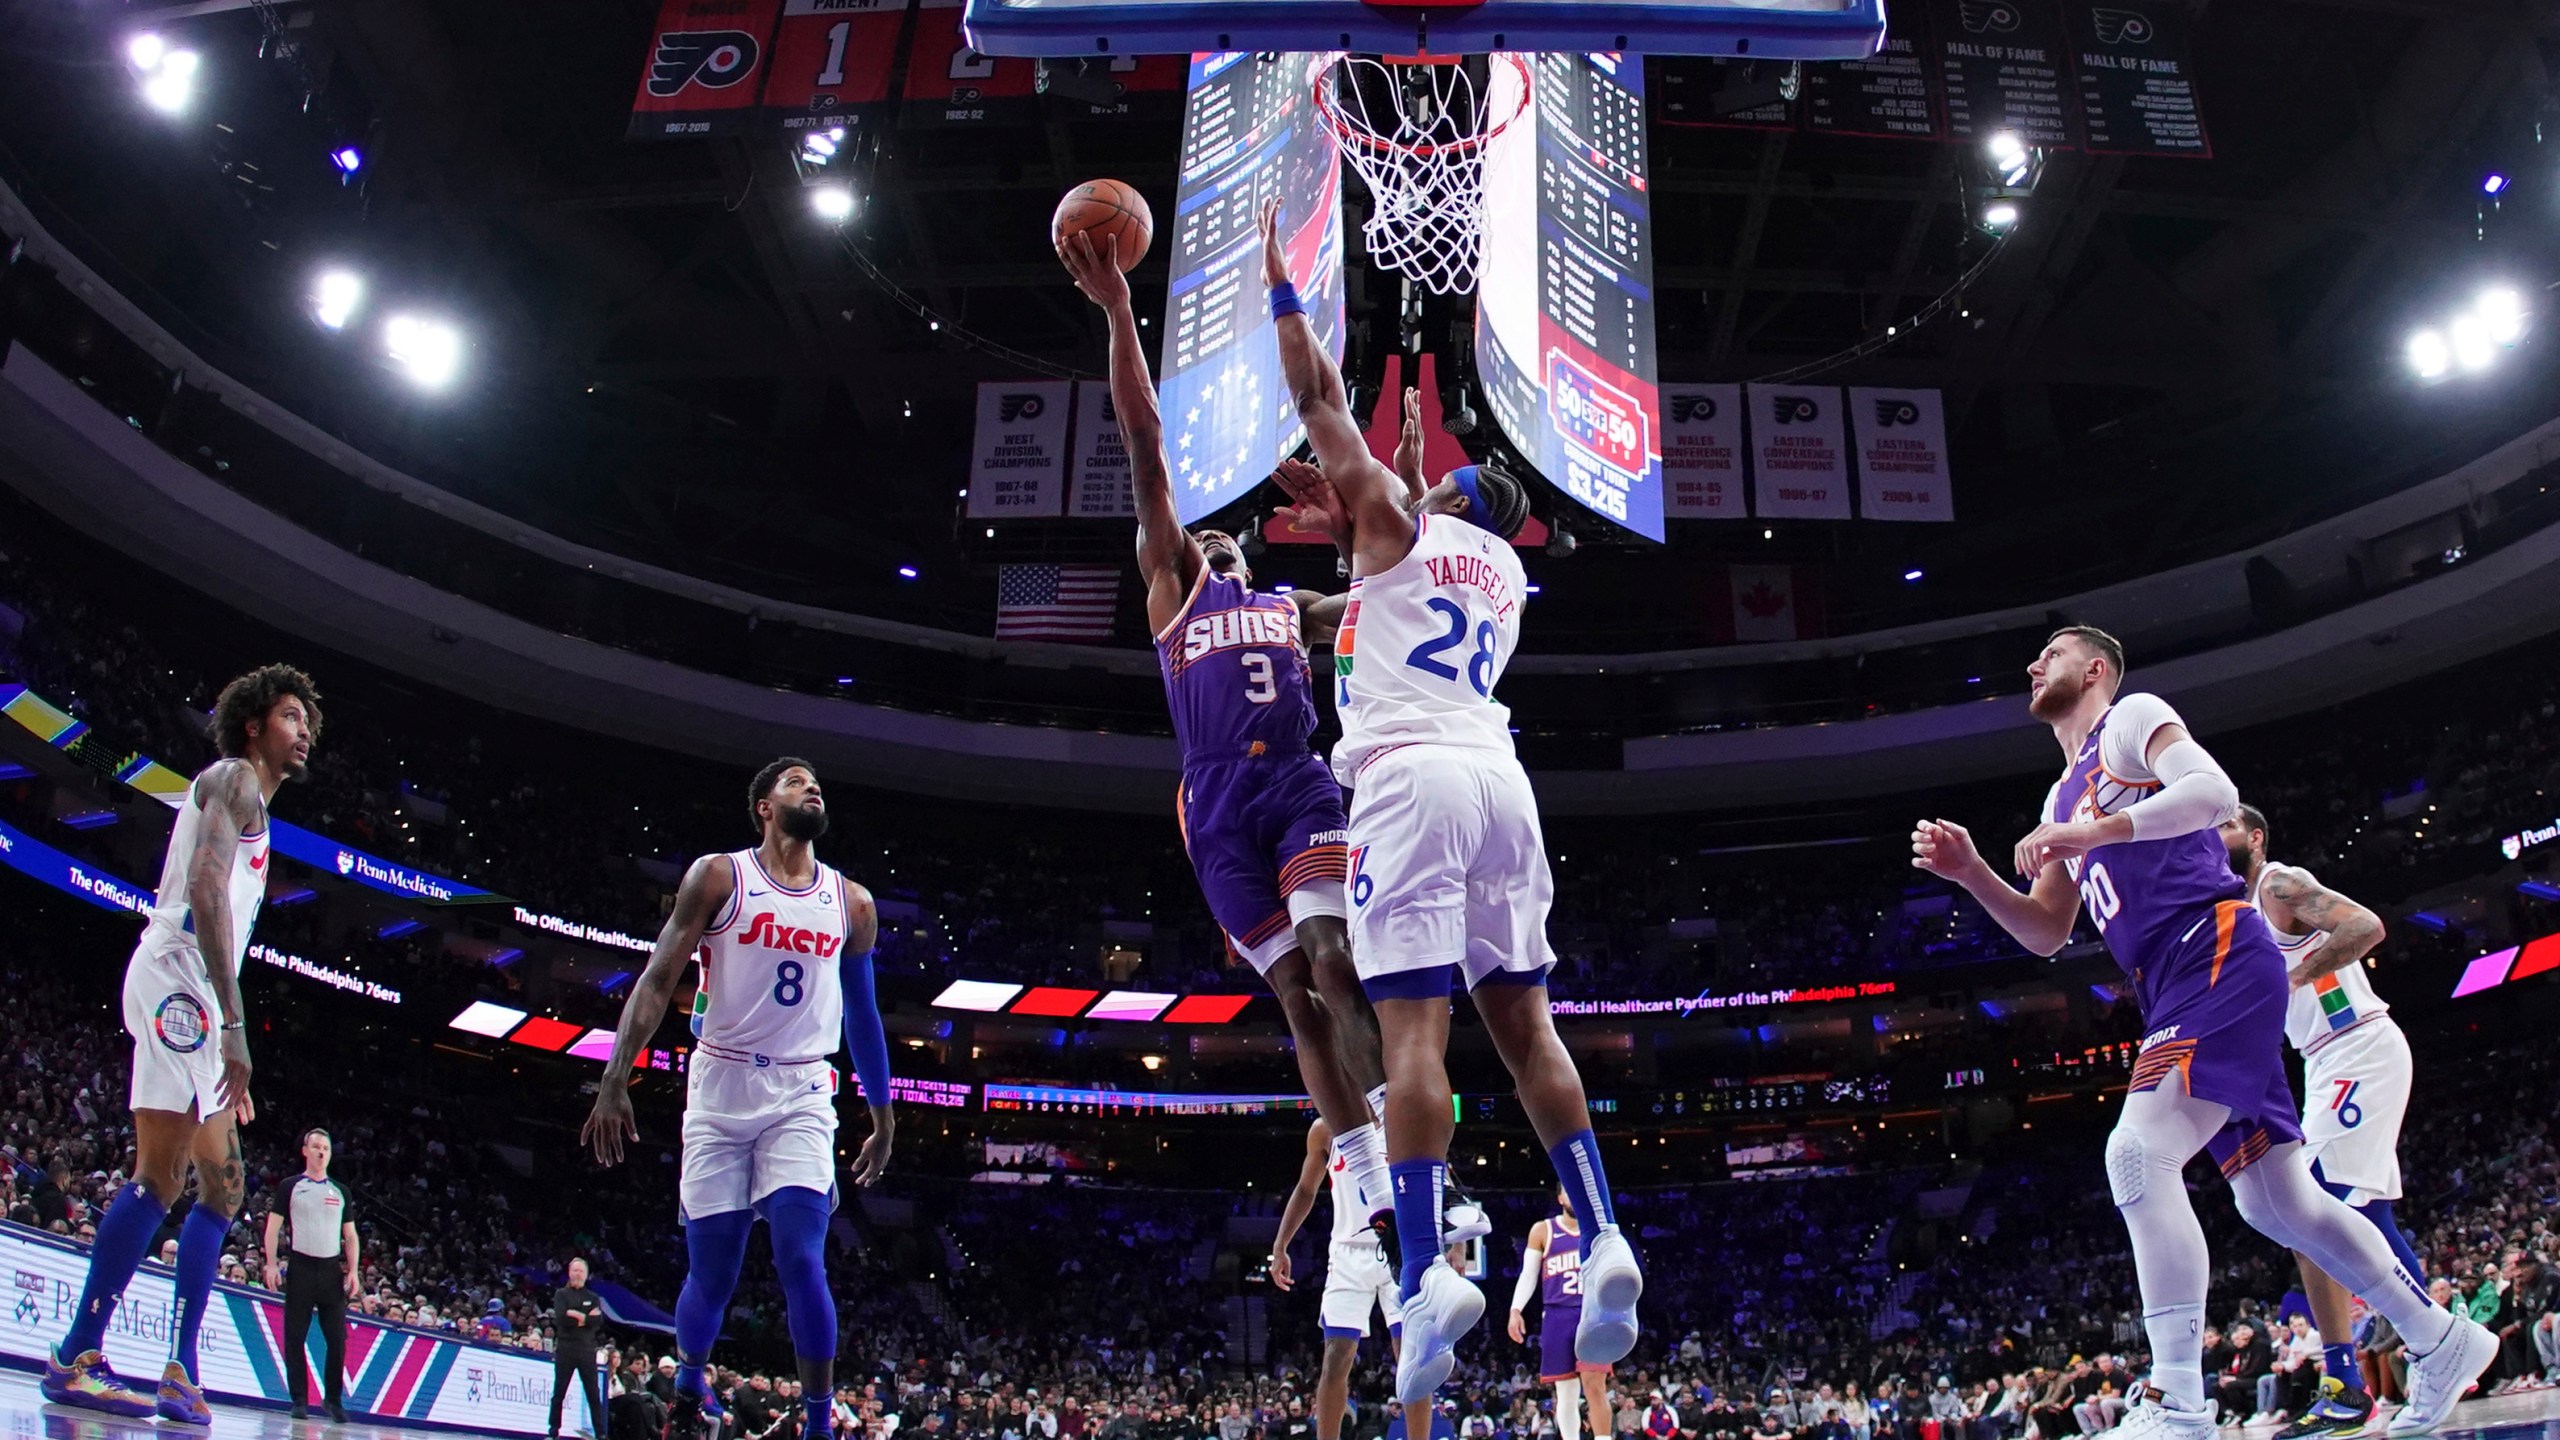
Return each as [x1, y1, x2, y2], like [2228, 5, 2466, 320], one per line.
[1059, 229, 1427, 1242]
[1911, 628, 2494, 1440]
[1260, 197, 1640, 1411]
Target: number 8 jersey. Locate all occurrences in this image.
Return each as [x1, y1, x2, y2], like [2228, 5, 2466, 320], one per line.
[2044, 692, 2246, 983]
[692, 850, 852, 1061]
[1332, 512, 1525, 785]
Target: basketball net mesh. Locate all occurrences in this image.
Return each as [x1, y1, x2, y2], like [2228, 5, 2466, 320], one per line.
[1315, 54, 1530, 297]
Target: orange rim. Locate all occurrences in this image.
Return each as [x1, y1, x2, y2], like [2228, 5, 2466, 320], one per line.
[1311, 51, 1532, 160]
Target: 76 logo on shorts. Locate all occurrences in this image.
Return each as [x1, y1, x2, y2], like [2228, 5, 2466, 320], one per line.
[2328, 1079, 2364, 1128]
[1348, 846, 1373, 908]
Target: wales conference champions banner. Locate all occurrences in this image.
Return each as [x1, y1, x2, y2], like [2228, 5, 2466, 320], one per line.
[0, 1222, 594, 1435]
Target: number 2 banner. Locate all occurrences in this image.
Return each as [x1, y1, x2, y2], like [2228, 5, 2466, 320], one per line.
[901, 0, 1037, 128]
[761, 0, 909, 135]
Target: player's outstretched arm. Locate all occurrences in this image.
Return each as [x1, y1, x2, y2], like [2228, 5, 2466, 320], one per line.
[1507, 1220, 1550, 1344]
[584, 852, 733, 1165]
[838, 879, 896, 1186]
[1913, 819, 2081, 957]
[1259, 199, 1410, 573]
[187, 758, 265, 1119]
[1392, 387, 1430, 506]
[1267, 1121, 1330, 1291]
[2260, 866, 2386, 984]
[1061, 231, 1200, 632]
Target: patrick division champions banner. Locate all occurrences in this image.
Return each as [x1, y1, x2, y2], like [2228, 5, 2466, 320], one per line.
[1475, 53, 1665, 542]
[0, 1222, 591, 1434]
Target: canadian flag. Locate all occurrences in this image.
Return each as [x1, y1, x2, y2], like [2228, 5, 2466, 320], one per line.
[1718, 564, 1823, 643]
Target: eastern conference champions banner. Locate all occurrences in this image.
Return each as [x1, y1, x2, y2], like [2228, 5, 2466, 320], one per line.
[1744, 384, 1852, 520]
[0, 1223, 590, 1434]
[1848, 386, 1954, 521]
[967, 380, 1071, 518]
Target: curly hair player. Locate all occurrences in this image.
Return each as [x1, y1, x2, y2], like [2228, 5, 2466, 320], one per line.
[583, 758, 895, 1440]
[43, 665, 320, 1423]
[1911, 629, 2494, 1440]
[1257, 197, 1642, 1408]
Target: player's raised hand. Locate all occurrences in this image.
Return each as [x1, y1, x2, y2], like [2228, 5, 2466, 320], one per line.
[1258, 197, 1294, 291]
[1272, 458, 1351, 550]
[1393, 387, 1428, 503]
[583, 1082, 637, 1167]
[1058, 231, 1130, 310]
[1268, 1248, 1295, 1291]
[1911, 819, 1985, 882]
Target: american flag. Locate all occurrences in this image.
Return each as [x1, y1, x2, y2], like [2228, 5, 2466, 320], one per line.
[995, 564, 1121, 643]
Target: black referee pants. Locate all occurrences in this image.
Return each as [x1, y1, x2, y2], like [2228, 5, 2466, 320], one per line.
[282, 1256, 348, 1406]
[550, 1352, 603, 1437]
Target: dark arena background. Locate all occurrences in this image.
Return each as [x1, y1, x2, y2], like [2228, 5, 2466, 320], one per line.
[3, 3, 2560, 1440]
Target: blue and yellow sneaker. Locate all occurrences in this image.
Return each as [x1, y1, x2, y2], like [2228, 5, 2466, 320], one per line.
[156, 1362, 213, 1425]
[39, 1347, 156, 1417]
[2274, 1378, 2377, 1440]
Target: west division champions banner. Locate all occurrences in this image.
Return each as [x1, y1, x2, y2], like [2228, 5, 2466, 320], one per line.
[2065, 1, 2209, 156]
[1848, 387, 1954, 521]
[1160, 52, 1346, 526]
[0, 1223, 588, 1435]
[967, 380, 1070, 519]
[1068, 380, 1136, 518]
[1744, 384, 1851, 520]
[629, 0, 785, 139]
[1476, 52, 1666, 542]
[760, 0, 909, 135]
[1929, 0, 2071, 146]
[1661, 385, 1746, 519]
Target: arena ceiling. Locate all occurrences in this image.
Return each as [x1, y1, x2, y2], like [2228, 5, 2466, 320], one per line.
[3, 0, 2558, 646]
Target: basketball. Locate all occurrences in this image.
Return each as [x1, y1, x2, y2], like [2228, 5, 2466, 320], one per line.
[1052, 178, 1153, 272]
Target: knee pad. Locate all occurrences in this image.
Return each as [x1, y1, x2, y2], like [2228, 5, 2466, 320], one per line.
[2104, 1126, 2151, 1208]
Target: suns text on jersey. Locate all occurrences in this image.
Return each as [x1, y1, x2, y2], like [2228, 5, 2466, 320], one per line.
[1423, 552, 1518, 620]
[1176, 606, 1299, 666]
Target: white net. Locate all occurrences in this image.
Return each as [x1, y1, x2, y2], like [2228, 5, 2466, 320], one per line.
[1314, 53, 1531, 297]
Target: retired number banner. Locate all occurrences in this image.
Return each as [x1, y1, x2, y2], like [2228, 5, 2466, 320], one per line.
[760, 0, 909, 135]
[967, 381, 1071, 519]
[1068, 381, 1136, 518]
[1661, 385, 1747, 519]
[1744, 385, 1851, 520]
[628, 0, 783, 139]
[1849, 387, 1954, 521]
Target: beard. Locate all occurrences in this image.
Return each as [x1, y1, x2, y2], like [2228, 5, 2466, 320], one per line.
[776, 802, 830, 842]
[1205, 547, 1240, 573]
[2027, 670, 2081, 722]
[2223, 837, 2254, 876]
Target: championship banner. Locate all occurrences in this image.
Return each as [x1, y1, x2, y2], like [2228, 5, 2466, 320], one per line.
[966, 380, 1071, 519]
[1849, 387, 1955, 521]
[760, 0, 909, 136]
[628, 0, 785, 139]
[900, 0, 1037, 128]
[1744, 385, 1851, 520]
[0, 1221, 594, 1435]
[1067, 381, 1135, 518]
[1661, 385, 1747, 519]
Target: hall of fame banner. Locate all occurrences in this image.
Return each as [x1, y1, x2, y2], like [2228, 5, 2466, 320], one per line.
[967, 380, 1070, 519]
[0, 1222, 592, 1435]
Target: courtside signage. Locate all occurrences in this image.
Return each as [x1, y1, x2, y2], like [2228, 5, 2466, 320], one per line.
[1551, 980, 1897, 1017]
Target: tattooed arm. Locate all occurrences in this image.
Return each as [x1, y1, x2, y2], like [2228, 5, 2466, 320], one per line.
[187, 759, 266, 1116]
[2260, 864, 2387, 984]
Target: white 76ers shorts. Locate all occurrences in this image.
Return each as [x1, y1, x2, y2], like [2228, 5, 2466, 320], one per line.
[679, 1051, 840, 1222]
[124, 933, 225, 1118]
[2298, 1019, 2413, 1206]
[1320, 1238, 1403, 1340]
[1346, 744, 1557, 995]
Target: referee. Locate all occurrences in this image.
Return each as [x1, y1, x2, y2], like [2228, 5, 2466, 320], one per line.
[263, 1128, 357, 1423]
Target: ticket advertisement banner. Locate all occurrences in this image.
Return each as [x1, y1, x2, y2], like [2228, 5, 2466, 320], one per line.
[0, 1222, 594, 1434]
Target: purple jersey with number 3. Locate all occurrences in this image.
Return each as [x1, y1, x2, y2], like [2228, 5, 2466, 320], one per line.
[1156, 570, 1317, 764]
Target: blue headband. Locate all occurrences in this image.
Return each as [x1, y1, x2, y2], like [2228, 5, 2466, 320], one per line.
[1448, 465, 1504, 537]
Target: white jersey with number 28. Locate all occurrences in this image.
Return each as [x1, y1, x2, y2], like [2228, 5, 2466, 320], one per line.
[1332, 511, 1525, 785]
[693, 848, 850, 1061]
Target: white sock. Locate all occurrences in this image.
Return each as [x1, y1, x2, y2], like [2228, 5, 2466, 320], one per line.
[2228, 1151, 2456, 1356]
[1333, 1121, 1394, 1215]
[2144, 1303, 2207, 1410]
[1556, 1379, 1582, 1440]
[1366, 1084, 1389, 1124]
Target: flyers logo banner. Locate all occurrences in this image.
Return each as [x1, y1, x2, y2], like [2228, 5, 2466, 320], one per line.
[629, 0, 783, 139]
[1743, 384, 1849, 520]
[998, 392, 1047, 422]
[649, 31, 762, 94]
[1871, 397, 1922, 427]
[2090, 7, 2153, 44]
[1848, 387, 1953, 521]
[1661, 384, 1744, 519]
[1958, 0, 2021, 33]
[1670, 393, 1718, 424]
[1769, 393, 1821, 425]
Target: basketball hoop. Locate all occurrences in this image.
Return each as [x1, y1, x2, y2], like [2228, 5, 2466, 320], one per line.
[1312, 51, 1532, 297]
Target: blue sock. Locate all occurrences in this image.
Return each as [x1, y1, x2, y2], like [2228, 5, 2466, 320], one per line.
[2356, 1199, 2426, 1286]
[805, 1395, 833, 1440]
[763, 1188, 838, 1362]
[169, 1204, 231, 1381]
[57, 1183, 167, 1362]
[1389, 1158, 1446, 1301]
[2322, 1342, 2362, 1397]
[674, 1208, 753, 1390]
[1547, 1129, 1617, 1254]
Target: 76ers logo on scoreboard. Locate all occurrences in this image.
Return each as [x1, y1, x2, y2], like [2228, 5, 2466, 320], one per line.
[1544, 352, 1649, 480]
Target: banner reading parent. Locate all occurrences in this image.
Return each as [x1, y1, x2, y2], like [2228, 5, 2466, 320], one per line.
[1849, 386, 1954, 521]
[967, 380, 1071, 519]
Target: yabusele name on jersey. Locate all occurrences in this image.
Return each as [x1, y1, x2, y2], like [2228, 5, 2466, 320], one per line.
[1422, 548, 1521, 621]
[734, 910, 845, 958]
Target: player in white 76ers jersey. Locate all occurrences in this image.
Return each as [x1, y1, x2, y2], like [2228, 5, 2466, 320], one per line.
[584, 759, 894, 1440]
[1260, 197, 1641, 1410]
[1268, 1118, 1405, 1440]
[2219, 804, 2422, 1440]
[44, 666, 319, 1425]
[1912, 629, 2491, 1440]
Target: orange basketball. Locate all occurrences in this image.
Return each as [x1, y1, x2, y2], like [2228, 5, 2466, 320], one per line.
[1052, 178, 1153, 272]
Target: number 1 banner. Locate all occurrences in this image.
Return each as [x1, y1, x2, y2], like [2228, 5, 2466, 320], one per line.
[761, 0, 909, 136]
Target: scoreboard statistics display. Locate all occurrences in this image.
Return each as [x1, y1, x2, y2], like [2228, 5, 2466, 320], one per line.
[1475, 52, 1665, 542]
[1159, 52, 1346, 526]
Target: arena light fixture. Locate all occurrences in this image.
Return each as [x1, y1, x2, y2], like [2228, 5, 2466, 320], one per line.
[330, 145, 364, 175]
[132, 40, 200, 115]
[1982, 201, 2020, 230]
[311, 268, 363, 331]
[2482, 173, 2509, 196]
[898, 565, 919, 580]
[809, 183, 856, 223]
[383, 313, 463, 389]
[1902, 568, 1924, 582]
[2405, 328, 2451, 379]
[2476, 286, 2528, 345]
[127, 32, 166, 69]
[2449, 312, 2495, 372]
